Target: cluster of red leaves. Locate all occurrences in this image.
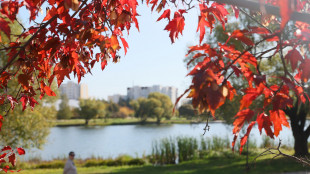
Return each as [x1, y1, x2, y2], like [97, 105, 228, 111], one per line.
[0, 114, 26, 172]
[163, 0, 310, 152]
[0, 0, 139, 171]
[1, 0, 310, 166]
[0, 146, 25, 173]
[0, 0, 138, 113]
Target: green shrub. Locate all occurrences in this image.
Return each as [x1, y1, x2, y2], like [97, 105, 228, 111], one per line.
[151, 137, 176, 165]
[35, 160, 64, 169]
[83, 159, 107, 167]
[128, 158, 145, 165]
[177, 136, 199, 163]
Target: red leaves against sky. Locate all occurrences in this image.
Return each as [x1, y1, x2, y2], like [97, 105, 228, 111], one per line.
[0, 0, 140, 113]
[163, 10, 186, 43]
[197, 3, 228, 43]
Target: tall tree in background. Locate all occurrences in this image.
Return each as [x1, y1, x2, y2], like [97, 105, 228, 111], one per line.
[148, 92, 173, 124]
[78, 99, 105, 125]
[57, 94, 72, 119]
[130, 98, 150, 123]
[178, 104, 196, 120]
[130, 93, 173, 124]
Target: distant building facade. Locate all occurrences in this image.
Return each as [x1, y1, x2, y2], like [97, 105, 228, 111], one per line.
[127, 85, 178, 104]
[59, 81, 89, 100]
[80, 84, 89, 99]
[108, 94, 127, 103]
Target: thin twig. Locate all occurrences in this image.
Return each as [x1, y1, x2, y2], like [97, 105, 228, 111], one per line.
[203, 113, 210, 135]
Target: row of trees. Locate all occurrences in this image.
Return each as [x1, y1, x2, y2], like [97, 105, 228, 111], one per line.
[56, 92, 176, 125]
[130, 92, 173, 124]
[56, 95, 134, 125]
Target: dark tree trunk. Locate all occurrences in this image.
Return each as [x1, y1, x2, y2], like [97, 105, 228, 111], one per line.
[285, 100, 310, 157]
[294, 134, 309, 157]
[140, 117, 147, 124]
[85, 119, 89, 125]
[156, 117, 161, 125]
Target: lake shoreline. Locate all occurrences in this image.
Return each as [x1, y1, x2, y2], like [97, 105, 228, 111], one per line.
[54, 119, 226, 127]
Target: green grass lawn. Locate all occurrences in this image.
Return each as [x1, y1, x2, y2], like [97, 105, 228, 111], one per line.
[19, 153, 309, 174]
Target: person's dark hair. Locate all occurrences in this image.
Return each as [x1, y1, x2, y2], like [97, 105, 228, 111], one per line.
[69, 151, 75, 156]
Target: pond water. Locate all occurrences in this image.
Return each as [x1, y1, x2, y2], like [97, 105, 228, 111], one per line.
[24, 122, 297, 161]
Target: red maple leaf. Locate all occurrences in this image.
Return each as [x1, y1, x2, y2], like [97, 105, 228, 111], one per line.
[157, 9, 170, 21]
[299, 58, 310, 82]
[240, 121, 256, 152]
[2, 165, 9, 173]
[18, 74, 32, 91]
[269, 110, 290, 137]
[279, 0, 294, 30]
[0, 153, 6, 159]
[120, 37, 129, 55]
[43, 86, 56, 96]
[20, 96, 28, 111]
[233, 109, 255, 134]
[228, 30, 254, 46]
[8, 153, 15, 167]
[0, 18, 11, 37]
[6, 95, 17, 110]
[285, 48, 303, 71]
[111, 35, 119, 51]
[29, 97, 38, 110]
[256, 113, 274, 138]
[16, 148, 25, 155]
[1, 146, 11, 152]
[239, 86, 263, 110]
[164, 11, 186, 43]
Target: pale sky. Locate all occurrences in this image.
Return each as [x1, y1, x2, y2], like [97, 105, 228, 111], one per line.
[21, 3, 202, 100]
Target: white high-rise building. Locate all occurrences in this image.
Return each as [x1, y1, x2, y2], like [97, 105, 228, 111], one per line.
[127, 85, 178, 104]
[59, 81, 89, 100]
[80, 84, 89, 99]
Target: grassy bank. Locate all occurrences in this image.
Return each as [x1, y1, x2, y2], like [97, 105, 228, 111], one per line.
[20, 151, 308, 174]
[17, 136, 307, 173]
[52, 117, 217, 127]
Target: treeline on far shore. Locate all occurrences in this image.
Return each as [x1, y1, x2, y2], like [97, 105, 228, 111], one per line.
[56, 92, 212, 126]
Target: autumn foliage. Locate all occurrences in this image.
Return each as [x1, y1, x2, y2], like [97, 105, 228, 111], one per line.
[0, 0, 310, 171]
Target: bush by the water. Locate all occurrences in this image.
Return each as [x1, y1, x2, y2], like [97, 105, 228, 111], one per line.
[151, 136, 259, 165]
[83, 155, 145, 167]
[35, 160, 65, 169]
[151, 137, 176, 165]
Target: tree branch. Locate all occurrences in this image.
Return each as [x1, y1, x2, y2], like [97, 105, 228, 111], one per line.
[212, 0, 310, 24]
[254, 140, 310, 167]
[0, 15, 58, 75]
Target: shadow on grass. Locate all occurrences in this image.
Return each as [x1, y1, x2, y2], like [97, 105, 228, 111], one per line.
[91, 156, 310, 174]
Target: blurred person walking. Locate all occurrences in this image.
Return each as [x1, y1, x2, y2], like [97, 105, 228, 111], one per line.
[63, 151, 77, 174]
